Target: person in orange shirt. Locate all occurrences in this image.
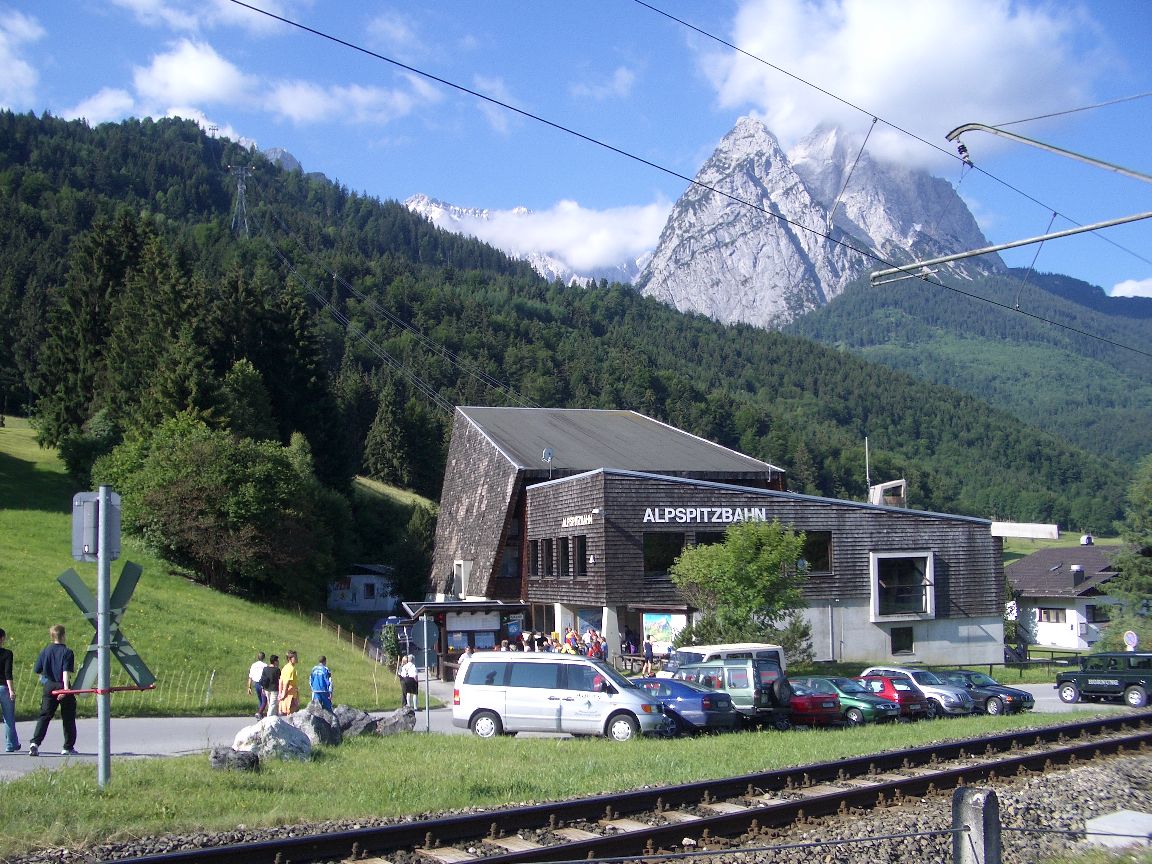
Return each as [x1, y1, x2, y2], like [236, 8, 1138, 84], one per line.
[278, 650, 299, 715]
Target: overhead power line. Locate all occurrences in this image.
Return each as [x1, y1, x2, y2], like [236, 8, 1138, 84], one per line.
[224, 0, 1152, 361]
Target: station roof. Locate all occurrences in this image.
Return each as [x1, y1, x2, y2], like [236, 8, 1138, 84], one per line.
[458, 407, 783, 475]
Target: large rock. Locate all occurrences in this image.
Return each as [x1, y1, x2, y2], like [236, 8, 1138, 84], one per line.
[233, 716, 312, 762]
[377, 706, 417, 736]
[209, 747, 260, 772]
[287, 703, 343, 746]
[332, 704, 382, 737]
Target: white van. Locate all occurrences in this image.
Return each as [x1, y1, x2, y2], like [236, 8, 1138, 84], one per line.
[659, 643, 787, 678]
[452, 652, 671, 741]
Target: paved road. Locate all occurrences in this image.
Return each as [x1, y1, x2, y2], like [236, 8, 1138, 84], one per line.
[0, 681, 1131, 783]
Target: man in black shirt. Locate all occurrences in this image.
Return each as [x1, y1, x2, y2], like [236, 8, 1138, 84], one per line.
[29, 624, 77, 756]
[259, 655, 281, 717]
[0, 628, 19, 752]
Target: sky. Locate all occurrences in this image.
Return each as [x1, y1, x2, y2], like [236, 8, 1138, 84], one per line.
[4, 0, 1152, 297]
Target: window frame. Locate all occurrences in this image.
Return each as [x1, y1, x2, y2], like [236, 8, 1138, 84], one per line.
[869, 550, 936, 622]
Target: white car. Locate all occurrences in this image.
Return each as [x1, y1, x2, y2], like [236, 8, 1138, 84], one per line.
[859, 665, 974, 717]
[452, 652, 672, 740]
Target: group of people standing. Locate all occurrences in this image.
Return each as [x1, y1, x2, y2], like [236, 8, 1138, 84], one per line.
[246, 651, 333, 718]
[1, 624, 79, 756]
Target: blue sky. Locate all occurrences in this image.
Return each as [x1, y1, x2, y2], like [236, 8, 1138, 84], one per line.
[4, 0, 1151, 296]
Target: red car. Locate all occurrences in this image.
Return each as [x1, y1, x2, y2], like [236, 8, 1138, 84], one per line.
[854, 674, 932, 720]
[787, 678, 842, 726]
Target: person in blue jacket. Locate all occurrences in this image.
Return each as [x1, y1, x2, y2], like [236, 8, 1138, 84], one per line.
[309, 656, 333, 711]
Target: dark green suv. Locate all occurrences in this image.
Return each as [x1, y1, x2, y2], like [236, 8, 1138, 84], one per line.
[1055, 652, 1151, 708]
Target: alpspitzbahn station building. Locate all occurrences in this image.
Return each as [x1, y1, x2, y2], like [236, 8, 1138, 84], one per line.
[427, 407, 1004, 666]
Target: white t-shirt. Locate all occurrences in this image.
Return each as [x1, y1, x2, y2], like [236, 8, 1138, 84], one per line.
[249, 660, 266, 684]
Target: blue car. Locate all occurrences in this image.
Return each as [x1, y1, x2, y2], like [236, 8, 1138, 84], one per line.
[634, 677, 742, 735]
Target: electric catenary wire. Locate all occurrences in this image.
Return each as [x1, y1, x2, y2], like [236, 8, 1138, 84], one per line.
[224, 0, 1152, 361]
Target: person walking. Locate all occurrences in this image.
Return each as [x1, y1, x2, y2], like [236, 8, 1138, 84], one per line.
[0, 628, 20, 752]
[246, 652, 268, 719]
[259, 655, 281, 717]
[398, 653, 418, 710]
[309, 656, 333, 712]
[278, 650, 299, 715]
[29, 624, 77, 756]
[642, 634, 655, 677]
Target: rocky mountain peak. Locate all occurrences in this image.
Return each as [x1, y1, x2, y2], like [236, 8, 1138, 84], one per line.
[636, 116, 1003, 329]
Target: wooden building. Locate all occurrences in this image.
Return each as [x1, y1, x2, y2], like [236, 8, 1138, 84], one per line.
[429, 406, 1005, 665]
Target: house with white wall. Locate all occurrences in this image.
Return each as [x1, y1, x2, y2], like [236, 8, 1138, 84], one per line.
[1005, 544, 1123, 651]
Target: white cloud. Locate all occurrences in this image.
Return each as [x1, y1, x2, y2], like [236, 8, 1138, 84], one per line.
[570, 67, 636, 101]
[1110, 278, 1152, 298]
[64, 88, 137, 124]
[367, 10, 425, 62]
[133, 39, 255, 107]
[449, 199, 671, 271]
[268, 75, 439, 125]
[700, 0, 1105, 168]
[109, 0, 199, 32]
[110, 0, 299, 35]
[473, 75, 516, 134]
[0, 7, 44, 108]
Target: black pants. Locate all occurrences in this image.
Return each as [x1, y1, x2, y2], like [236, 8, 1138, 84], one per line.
[31, 682, 77, 750]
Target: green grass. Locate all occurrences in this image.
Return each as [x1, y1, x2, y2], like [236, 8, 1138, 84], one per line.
[0, 418, 405, 719]
[1002, 534, 1122, 566]
[0, 709, 1116, 858]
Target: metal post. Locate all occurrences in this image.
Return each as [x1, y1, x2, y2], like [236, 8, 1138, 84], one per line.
[97, 485, 112, 789]
[422, 614, 430, 732]
[953, 787, 1001, 864]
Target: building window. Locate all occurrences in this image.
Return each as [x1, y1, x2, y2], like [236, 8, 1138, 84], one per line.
[528, 540, 539, 579]
[694, 531, 726, 547]
[890, 626, 914, 654]
[800, 531, 833, 573]
[559, 536, 571, 579]
[573, 535, 587, 578]
[870, 551, 935, 621]
[1038, 607, 1067, 623]
[1085, 604, 1111, 623]
[644, 532, 685, 576]
[542, 539, 554, 577]
[363, 583, 376, 600]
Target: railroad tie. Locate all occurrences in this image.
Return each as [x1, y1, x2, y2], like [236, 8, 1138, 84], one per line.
[661, 811, 703, 823]
[794, 783, 845, 797]
[699, 801, 749, 814]
[415, 847, 477, 863]
[602, 818, 651, 832]
[553, 827, 600, 842]
[484, 836, 543, 853]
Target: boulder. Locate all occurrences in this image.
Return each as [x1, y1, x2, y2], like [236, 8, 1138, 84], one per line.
[288, 703, 343, 746]
[209, 747, 260, 772]
[332, 704, 382, 737]
[233, 716, 312, 762]
[377, 706, 417, 736]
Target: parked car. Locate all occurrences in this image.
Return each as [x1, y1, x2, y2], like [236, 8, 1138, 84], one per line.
[790, 676, 901, 725]
[660, 643, 787, 678]
[854, 674, 932, 720]
[673, 659, 792, 729]
[786, 677, 842, 726]
[452, 652, 672, 740]
[935, 670, 1035, 715]
[1055, 652, 1152, 708]
[634, 677, 742, 735]
[860, 665, 974, 717]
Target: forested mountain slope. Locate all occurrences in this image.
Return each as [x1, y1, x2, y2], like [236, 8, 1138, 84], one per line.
[0, 110, 1129, 534]
[787, 271, 1152, 463]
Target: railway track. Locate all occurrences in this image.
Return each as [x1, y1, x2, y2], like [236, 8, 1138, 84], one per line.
[117, 712, 1152, 864]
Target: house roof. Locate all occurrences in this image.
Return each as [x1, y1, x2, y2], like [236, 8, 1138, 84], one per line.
[1005, 545, 1121, 598]
[458, 407, 784, 475]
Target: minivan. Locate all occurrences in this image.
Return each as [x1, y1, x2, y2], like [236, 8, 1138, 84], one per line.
[673, 658, 792, 728]
[658, 643, 787, 678]
[452, 652, 672, 741]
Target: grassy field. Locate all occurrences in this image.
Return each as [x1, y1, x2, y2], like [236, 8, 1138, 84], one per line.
[0, 417, 405, 718]
[0, 709, 1119, 858]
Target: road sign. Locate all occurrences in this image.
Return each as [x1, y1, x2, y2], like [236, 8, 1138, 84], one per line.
[72, 491, 120, 562]
[58, 562, 155, 688]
